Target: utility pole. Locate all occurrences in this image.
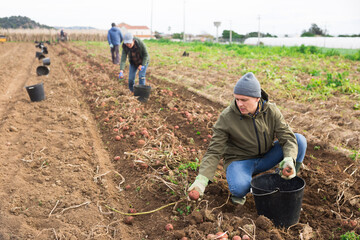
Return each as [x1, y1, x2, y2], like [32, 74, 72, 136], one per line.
[257, 15, 261, 45]
[229, 20, 232, 44]
[151, 0, 154, 38]
[214, 21, 221, 43]
[324, 23, 327, 47]
[183, 0, 186, 42]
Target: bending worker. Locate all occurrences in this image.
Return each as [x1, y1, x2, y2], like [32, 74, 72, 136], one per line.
[188, 72, 307, 205]
[119, 32, 149, 93]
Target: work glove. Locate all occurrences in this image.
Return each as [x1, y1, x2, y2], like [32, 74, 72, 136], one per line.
[188, 174, 209, 196]
[279, 157, 296, 180]
[119, 71, 124, 79]
[110, 44, 114, 48]
[138, 65, 144, 71]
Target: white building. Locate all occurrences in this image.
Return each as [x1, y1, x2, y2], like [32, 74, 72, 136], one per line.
[117, 23, 153, 40]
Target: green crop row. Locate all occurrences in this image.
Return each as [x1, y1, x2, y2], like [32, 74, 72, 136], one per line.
[148, 39, 360, 61]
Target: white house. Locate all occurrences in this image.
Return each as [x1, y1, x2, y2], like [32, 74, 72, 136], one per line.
[117, 23, 153, 40]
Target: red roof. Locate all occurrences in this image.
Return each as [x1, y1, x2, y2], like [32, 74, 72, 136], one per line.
[118, 22, 149, 30]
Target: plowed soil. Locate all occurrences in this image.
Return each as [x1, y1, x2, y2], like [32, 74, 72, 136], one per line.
[0, 42, 358, 240]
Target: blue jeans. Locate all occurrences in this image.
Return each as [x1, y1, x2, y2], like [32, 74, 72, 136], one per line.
[226, 133, 307, 198]
[128, 63, 148, 92]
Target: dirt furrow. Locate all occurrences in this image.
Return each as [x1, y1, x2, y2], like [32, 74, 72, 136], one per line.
[0, 42, 136, 239]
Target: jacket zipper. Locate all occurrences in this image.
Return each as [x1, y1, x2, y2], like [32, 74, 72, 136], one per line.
[252, 119, 261, 155]
[263, 132, 267, 150]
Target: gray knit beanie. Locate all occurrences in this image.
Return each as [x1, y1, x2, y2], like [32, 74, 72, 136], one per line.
[124, 32, 134, 44]
[233, 72, 261, 98]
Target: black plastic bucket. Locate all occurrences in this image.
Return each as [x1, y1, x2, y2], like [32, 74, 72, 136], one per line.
[42, 47, 48, 54]
[134, 84, 151, 102]
[35, 51, 45, 60]
[42, 58, 50, 66]
[250, 173, 305, 228]
[25, 82, 45, 102]
[36, 66, 50, 76]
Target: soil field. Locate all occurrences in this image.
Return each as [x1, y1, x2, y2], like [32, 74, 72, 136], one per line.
[0, 42, 359, 240]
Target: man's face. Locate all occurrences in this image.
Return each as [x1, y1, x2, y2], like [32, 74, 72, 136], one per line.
[125, 41, 134, 48]
[234, 94, 260, 115]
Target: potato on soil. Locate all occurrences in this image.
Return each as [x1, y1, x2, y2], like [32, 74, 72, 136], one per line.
[282, 166, 294, 176]
[341, 219, 349, 226]
[124, 216, 134, 225]
[349, 219, 358, 227]
[188, 190, 200, 200]
[115, 135, 121, 141]
[140, 163, 149, 169]
[137, 139, 146, 146]
[128, 208, 137, 213]
[125, 184, 131, 190]
[216, 232, 228, 238]
[113, 156, 121, 161]
[242, 235, 250, 240]
[207, 234, 216, 239]
[165, 223, 173, 231]
[232, 236, 241, 240]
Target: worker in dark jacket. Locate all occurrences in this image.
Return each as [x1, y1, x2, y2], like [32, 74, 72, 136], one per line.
[119, 32, 149, 92]
[188, 72, 307, 205]
[107, 23, 123, 64]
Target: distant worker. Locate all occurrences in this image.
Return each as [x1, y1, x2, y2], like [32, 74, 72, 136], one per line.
[58, 29, 67, 42]
[119, 32, 149, 93]
[188, 72, 307, 205]
[107, 23, 123, 64]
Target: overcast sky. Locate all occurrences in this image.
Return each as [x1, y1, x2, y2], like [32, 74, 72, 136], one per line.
[1, 0, 360, 36]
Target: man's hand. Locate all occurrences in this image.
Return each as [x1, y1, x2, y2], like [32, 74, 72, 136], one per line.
[138, 65, 144, 71]
[119, 71, 124, 79]
[279, 157, 296, 180]
[188, 175, 209, 197]
[110, 44, 114, 48]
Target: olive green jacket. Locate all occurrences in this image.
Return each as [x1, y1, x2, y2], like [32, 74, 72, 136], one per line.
[199, 91, 298, 181]
[120, 37, 149, 70]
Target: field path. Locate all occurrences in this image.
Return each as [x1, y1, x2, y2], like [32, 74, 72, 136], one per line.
[0, 43, 35, 119]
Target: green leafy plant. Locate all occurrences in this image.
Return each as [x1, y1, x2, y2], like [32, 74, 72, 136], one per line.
[349, 150, 358, 161]
[340, 231, 360, 240]
[178, 158, 200, 171]
[176, 203, 192, 216]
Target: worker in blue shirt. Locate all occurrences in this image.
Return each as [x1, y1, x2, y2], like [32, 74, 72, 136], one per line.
[107, 23, 124, 64]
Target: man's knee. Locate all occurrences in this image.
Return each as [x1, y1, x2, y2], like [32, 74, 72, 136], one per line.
[228, 179, 250, 198]
[295, 133, 307, 151]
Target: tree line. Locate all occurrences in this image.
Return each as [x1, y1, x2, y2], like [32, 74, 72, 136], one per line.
[0, 16, 52, 29]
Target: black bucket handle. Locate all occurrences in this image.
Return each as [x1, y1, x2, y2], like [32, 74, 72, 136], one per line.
[251, 187, 280, 197]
